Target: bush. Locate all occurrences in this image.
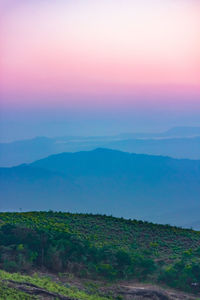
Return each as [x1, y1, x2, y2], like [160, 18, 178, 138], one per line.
[160, 260, 200, 293]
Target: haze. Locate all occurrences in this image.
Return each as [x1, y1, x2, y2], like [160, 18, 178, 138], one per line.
[0, 0, 200, 141]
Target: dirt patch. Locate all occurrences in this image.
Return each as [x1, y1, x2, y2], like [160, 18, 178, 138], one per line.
[113, 284, 198, 300]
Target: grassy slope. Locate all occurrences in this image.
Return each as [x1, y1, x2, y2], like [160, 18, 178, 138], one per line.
[0, 270, 110, 300]
[1, 211, 200, 262]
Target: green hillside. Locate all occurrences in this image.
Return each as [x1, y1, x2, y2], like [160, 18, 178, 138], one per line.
[0, 211, 200, 295]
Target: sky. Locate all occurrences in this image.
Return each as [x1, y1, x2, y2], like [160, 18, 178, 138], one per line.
[0, 0, 200, 141]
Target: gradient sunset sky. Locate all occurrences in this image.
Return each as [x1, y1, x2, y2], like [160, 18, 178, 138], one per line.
[0, 0, 200, 141]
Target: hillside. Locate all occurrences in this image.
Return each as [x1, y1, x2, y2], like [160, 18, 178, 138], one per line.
[0, 211, 200, 298]
[1, 211, 200, 259]
[1, 149, 200, 227]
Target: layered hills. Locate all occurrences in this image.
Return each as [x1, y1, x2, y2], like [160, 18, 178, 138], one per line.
[1, 148, 200, 227]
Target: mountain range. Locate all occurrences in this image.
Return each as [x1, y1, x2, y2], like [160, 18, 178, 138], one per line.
[1, 148, 200, 228]
[1, 126, 200, 167]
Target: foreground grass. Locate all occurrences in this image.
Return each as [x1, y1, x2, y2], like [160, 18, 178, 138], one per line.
[0, 281, 37, 300]
[0, 270, 111, 300]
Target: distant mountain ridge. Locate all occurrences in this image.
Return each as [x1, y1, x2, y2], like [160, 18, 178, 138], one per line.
[165, 126, 200, 137]
[1, 148, 200, 228]
[1, 126, 200, 167]
[117, 126, 200, 139]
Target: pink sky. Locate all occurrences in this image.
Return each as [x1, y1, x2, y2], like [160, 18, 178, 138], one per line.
[1, 0, 200, 111]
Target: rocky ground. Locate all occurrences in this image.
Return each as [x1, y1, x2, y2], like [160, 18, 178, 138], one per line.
[112, 284, 198, 300]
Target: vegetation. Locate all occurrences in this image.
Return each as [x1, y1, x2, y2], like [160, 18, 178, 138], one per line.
[0, 270, 110, 299]
[0, 211, 200, 294]
[0, 281, 36, 300]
